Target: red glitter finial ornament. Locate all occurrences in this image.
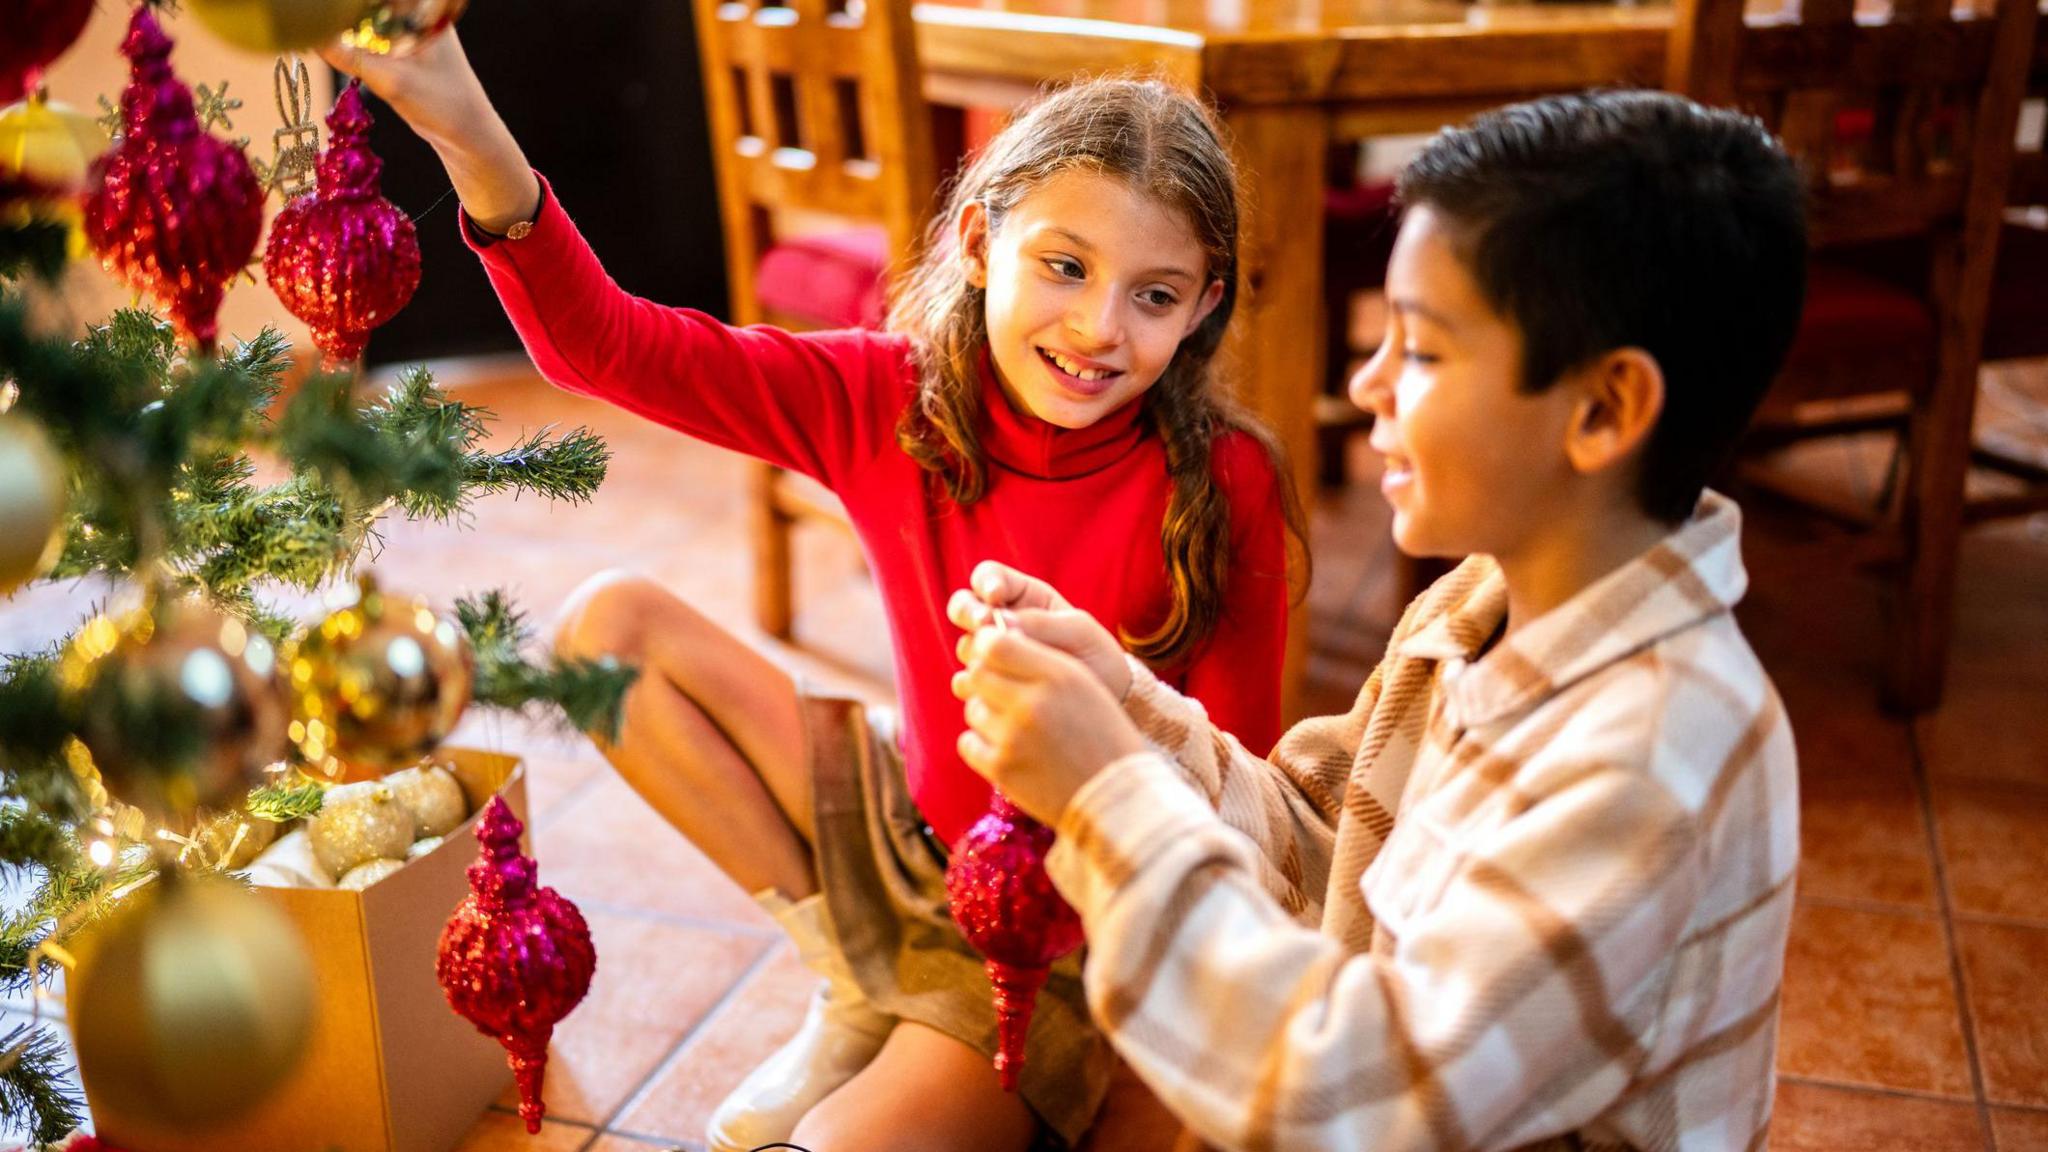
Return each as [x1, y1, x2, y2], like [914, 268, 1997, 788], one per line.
[81, 7, 263, 353]
[263, 79, 422, 367]
[436, 796, 596, 1133]
[945, 794, 1085, 1091]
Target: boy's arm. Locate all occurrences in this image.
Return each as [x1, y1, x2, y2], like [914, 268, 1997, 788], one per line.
[1045, 750, 1704, 1152]
[466, 176, 898, 486]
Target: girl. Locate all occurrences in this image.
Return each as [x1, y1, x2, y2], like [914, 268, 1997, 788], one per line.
[332, 38, 1303, 1152]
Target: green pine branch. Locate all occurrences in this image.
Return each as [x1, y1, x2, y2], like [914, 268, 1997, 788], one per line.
[245, 781, 326, 823]
[457, 591, 635, 741]
[0, 1022, 85, 1148]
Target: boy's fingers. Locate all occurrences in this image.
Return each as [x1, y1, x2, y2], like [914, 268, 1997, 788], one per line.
[966, 626, 1069, 679]
[946, 588, 987, 631]
[1003, 609, 1105, 656]
[957, 729, 998, 781]
[954, 660, 1029, 708]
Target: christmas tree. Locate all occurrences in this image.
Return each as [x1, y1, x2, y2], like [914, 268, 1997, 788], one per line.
[0, 4, 630, 1144]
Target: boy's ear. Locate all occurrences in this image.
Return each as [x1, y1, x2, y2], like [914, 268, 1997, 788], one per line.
[956, 199, 990, 289]
[1183, 277, 1226, 338]
[1564, 347, 1665, 477]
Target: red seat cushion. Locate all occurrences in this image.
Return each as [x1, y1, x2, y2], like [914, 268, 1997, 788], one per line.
[1779, 259, 1934, 397]
[1323, 179, 1400, 294]
[755, 225, 889, 330]
[1985, 219, 2048, 362]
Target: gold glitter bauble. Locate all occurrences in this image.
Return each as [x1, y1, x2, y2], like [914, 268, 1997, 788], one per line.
[337, 856, 405, 890]
[306, 779, 414, 879]
[0, 414, 67, 595]
[288, 577, 473, 779]
[66, 601, 290, 823]
[184, 0, 373, 53]
[68, 872, 315, 1128]
[381, 763, 467, 837]
[339, 0, 466, 56]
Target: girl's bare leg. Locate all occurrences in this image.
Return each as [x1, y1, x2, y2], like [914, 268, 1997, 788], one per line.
[554, 570, 816, 900]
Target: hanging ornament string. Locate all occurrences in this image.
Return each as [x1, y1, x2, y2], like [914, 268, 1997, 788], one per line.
[263, 56, 320, 199]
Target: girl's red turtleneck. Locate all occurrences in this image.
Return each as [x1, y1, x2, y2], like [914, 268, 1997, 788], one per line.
[467, 176, 1287, 844]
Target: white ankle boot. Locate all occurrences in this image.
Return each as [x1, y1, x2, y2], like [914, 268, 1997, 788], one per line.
[705, 891, 895, 1152]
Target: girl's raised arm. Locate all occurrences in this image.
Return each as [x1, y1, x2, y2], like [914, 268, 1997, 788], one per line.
[321, 33, 539, 236]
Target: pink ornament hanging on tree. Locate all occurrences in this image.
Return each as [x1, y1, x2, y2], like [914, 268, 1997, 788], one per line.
[945, 794, 1085, 1091]
[81, 7, 263, 353]
[263, 79, 421, 367]
[0, 0, 95, 103]
[436, 797, 596, 1133]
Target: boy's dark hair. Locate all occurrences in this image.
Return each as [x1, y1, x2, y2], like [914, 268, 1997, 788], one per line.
[1397, 89, 1807, 523]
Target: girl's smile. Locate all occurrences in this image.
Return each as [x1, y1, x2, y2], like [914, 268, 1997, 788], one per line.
[962, 169, 1223, 429]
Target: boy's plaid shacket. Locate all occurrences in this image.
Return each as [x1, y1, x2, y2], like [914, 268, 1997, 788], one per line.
[1045, 491, 1799, 1152]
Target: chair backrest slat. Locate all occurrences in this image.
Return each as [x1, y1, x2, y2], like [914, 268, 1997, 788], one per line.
[1670, 0, 2037, 248]
[693, 0, 938, 325]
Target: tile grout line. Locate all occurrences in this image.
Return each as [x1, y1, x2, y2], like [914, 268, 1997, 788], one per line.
[1909, 716, 1999, 1152]
[1775, 1073, 1981, 1107]
[1799, 893, 1946, 921]
[594, 936, 785, 1142]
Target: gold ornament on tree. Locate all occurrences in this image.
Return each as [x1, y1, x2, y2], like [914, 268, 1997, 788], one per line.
[340, 0, 466, 56]
[62, 599, 290, 823]
[287, 575, 474, 780]
[1, 86, 106, 245]
[183, 0, 374, 54]
[0, 412, 67, 595]
[66, 871, 317, 1128]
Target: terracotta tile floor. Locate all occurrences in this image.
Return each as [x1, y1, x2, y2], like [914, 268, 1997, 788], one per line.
[3, 354, 2046, 1151]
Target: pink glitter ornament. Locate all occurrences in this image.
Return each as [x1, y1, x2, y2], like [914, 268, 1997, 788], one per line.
[945, 794, 1085, 1091]
[81, 8, 263, 352]
[436, 796, 596, 1134]
[262, 80, 421, 366]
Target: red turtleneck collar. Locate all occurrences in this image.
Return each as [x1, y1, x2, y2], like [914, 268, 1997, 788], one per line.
[977, 354, 1148, 480]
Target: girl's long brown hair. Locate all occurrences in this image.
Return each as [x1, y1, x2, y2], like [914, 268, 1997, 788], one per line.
[888, 77, 1307, 669]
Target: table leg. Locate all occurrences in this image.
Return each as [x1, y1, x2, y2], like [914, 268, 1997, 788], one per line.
[1220, 104, 1327, 723]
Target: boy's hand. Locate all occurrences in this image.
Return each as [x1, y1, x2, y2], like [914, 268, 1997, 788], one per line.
[952, 627, 1147, 826]
[947, 563, 1131, 699]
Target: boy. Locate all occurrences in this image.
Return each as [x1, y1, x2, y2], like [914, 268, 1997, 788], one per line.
[948, 89, 1806, 1150]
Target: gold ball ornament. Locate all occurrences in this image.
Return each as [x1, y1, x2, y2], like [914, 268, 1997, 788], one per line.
[339, 0, 466, 56]
[0, 90, 103, 189]
[338, 856, 405, 890]
[288, 577, 474, 779]
[306, 779, 414, 878]
[0, 413, 67, 595]
[184, 0, 374, 53]
[66, 601, 290, 823]
[381, 763, 467, 837]
[68, 872, 316, 1128]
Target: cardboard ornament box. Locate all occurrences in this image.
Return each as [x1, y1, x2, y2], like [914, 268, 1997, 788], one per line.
[71, 749, 529, 1152]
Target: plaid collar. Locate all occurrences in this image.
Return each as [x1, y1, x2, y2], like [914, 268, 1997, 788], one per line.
[1392, 491, 1749, 730]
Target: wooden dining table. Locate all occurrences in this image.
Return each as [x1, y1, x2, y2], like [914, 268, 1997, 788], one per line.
[909, 0, 1678, 711]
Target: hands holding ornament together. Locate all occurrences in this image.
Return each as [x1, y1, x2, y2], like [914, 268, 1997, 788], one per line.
[948, 562, 1148, 826]
[319, 30, 540, 235]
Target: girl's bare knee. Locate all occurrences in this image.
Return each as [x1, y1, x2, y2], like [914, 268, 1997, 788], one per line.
[554, 570, 697, 662]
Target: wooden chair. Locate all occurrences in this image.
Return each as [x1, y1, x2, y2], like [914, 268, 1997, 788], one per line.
[691, 0, 938, 639]
[1971, 16, 2048, 518]
[1669, 0, 2041, 712]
